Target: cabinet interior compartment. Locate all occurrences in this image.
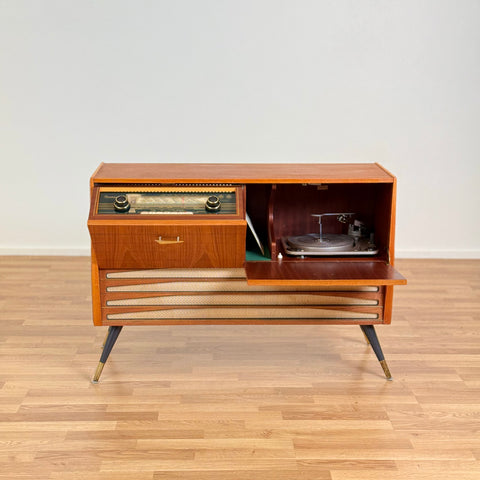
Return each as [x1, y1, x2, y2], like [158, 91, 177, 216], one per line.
[248, 183, 395, 262]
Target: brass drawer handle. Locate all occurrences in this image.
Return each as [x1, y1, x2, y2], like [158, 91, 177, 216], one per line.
[155, 236, 184, 245]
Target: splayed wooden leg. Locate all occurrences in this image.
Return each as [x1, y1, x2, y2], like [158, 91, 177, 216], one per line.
[101, 327, 111, 349]
[360, 326, 370, 345]
[359, 325, 392, 381]
[92, 326, 123, 383]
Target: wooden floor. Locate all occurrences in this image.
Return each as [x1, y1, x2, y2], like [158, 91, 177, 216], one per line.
[0, 257, 479, 479]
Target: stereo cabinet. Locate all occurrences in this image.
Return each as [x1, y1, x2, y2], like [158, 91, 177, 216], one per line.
[88, 163, 406, 382]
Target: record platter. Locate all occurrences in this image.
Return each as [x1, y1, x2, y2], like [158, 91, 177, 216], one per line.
[282, 213, 379, 257]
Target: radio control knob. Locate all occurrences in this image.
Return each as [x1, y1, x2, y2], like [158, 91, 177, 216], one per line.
[205, 195, 221, 212]
[113, 195, 130, 212]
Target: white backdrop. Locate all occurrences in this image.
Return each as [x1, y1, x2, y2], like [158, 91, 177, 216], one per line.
[1, 1, 479, 258]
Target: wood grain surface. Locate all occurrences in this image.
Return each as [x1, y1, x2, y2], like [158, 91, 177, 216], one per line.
[0, 256, 479, 479]
[245, 261, 406, 286]
[92, 163, 395, 185]
[90, 223, 246, 269]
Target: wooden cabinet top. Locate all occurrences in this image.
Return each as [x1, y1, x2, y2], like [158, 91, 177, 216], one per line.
[91, 163, 395, 185]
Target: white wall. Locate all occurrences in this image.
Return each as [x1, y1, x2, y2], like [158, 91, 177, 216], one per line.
[1, 0, 479, 258]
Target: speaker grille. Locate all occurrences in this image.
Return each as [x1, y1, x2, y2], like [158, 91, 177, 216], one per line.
[106, 307, 379, 321]
[106, 268, 245, 279]
[107, 280, 379, 293]
[106, 293, 379, 307]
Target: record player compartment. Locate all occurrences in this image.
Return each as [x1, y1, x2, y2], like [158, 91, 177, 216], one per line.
[268, 183, 394, 260]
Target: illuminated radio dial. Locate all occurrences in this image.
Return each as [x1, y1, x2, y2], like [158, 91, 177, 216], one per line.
[113, 195, 130, 212]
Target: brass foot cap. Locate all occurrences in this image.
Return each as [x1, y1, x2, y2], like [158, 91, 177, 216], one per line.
[380, 360, 393, 381]
[92, 362, 105, 383]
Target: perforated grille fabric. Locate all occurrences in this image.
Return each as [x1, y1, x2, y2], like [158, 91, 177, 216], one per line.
[107, 281, 379, 293]
[106, 268, 246, 279]
[106, 293, 378, 307]
[106, 307, 378, 321]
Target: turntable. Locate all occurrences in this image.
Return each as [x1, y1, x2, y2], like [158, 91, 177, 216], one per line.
[282, 213, 379, 256]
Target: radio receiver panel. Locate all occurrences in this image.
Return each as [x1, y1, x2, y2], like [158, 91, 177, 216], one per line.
[94, 186, 242, 217]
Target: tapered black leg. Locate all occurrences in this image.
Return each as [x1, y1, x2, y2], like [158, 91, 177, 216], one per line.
[359, 325, 392, 380]
[92, 326, 123, 383]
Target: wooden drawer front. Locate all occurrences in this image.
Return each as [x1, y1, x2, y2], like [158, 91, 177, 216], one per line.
[100, 268, 384, 325]
[91, 223, 246, 269]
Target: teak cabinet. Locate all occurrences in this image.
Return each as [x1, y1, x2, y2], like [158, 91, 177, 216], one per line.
[88, 163, 406, 382]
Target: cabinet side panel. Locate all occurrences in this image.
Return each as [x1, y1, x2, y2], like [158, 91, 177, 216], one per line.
[372, 183, 394, 262]
[383, 286, 394, 324]
[91, 246, 103, 326]
[389, 177, 397, 263]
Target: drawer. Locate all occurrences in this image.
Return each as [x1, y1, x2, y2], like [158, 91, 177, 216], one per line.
[90, 222, 246, 269]
[99, 268, 384, 325]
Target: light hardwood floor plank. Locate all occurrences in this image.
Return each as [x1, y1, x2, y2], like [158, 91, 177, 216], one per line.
[0, 257, 479, 479]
